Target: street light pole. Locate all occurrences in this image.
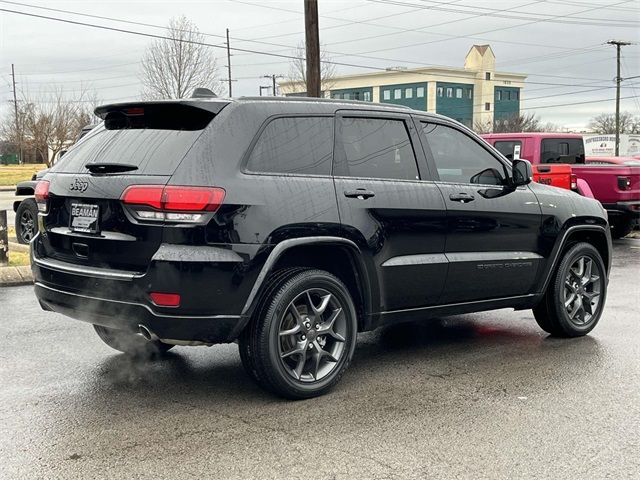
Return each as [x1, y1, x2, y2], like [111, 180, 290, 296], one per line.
[226, 28, 233, 97]
[607, 40, 632, 156]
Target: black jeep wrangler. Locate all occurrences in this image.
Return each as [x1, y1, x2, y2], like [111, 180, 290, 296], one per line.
[31, 98, 611, 398]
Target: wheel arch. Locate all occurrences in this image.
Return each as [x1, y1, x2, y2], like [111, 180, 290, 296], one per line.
[539, 225, 611, 295]
[239, 237, 373, 333]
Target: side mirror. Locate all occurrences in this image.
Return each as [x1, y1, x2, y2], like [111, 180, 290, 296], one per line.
[512, 159, 533, 186]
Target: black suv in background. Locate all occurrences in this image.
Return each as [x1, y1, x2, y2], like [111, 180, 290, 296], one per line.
[32, 98, 611, 399]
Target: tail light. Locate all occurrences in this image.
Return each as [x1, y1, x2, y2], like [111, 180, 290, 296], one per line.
[570, 174, 578, 191]
[121, 185, 225, 223]
[617, 176, 631, 190]
[34, 180, 50, 213]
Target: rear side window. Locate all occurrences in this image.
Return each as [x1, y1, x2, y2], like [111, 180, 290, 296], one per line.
[337, 117, 419, 181]
[246, 116, 333, 175]
[541, 138, 585, 164]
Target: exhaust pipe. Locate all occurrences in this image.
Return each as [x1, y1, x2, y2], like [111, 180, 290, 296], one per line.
[137, 324, 213, 347]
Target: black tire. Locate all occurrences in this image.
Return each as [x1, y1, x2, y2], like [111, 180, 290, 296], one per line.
[533, 242, 607, 337]
[15, 198, 39, 244]
[93, 324, 173, 357]
[238, 269, 358, 399]
[610, 216, 634, 239]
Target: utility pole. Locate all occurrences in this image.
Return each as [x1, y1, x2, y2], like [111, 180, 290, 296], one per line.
[263, 74, 283, 96]
[304, 0, 321, 97]
[11, 63, 22, 164]
[607, 40, 632, 156]
[226, 28, 232, 97]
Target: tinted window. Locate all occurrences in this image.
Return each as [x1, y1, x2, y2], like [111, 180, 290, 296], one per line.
[54, 125, 206, 176]
[246, 116, 333, 175]
[422, 123, 507, 185]
[541, 138, 585, 164]
[494, 140, 522, 160]
[339, 117, 419, 181]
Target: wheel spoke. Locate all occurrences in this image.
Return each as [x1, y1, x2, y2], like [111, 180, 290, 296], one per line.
[581, 259, 593, 286]
[307, 291, 331, 316]
[281, 341, 307, 359]
[293, 348, 308, 380]
[564, 292, 577, 309]
[317, 307, 346, 342]
[279, 324, 301, 337]
[568, 296, 583, 320]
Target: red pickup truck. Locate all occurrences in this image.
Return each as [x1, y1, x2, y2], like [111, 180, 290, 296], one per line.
[482, 133, 640, 239]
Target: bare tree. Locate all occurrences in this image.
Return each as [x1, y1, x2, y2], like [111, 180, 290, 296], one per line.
[284, 42, 336, 94]
[588, 112, 640, 134]
[1, 87, 99, 166]
[474, 112, 562, 134]
[140, 16, 221, 99]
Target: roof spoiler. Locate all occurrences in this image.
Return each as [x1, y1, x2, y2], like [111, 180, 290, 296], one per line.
[94, 99, 229, 119]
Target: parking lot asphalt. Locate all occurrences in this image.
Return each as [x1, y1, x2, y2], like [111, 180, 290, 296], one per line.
[0, 239, 639, 479]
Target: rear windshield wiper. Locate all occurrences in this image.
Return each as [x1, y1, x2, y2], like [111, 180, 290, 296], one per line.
[85, 162, 139, 174]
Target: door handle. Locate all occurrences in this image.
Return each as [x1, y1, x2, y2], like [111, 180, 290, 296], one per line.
[449, 192, 475, 203]
[344, 189, 375, 199]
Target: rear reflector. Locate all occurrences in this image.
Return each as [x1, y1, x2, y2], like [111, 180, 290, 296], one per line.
[34, 180, 50, 212]
[150, 292, 181, 307]
[121, 185, 225, 222]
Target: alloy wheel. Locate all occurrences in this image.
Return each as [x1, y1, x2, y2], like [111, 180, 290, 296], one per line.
[19, 209, 35, 242]
[278, 288, 347, 382]
[563, 256, 602, 325]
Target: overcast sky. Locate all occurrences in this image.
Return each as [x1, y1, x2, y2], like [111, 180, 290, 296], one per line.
[1, 0, 639, 130]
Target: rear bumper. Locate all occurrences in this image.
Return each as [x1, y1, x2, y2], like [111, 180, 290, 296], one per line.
[31, 237, 260, 344]
[602, 201, 640, 224]
[35, 282, 243, 344]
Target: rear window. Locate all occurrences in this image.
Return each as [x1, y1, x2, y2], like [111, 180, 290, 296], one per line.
[52, 104, 214, 175]
[541, 138, 585, 164]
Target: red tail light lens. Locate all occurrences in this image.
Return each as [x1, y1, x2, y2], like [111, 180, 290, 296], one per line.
[121, 185, 164, 209]
[162, 186, 226, 212]
[121, 185, 225, 223]
[149, 292, 181, 307]
[570, 174, 578, 191]
[34, 180, 50, 212]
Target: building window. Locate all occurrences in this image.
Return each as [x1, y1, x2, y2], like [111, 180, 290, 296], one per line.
[437, 87, 443, 97]
[455, 88, 462, 99]
[383, 89, 391, 101]
[352, 92, 360, 100]
[496, 90, 502, 101]
[417, 86, 425, 98]
[363, 91, 371, 102]
[514, 90, 519, 100]
[466, 89, 472, 99]
[485, 102, 491, 111]
[507, 91, 512, 101]
[446, 87, 453, 98]
[405, 88, 413, 98]
[485, 72, 491, 80]
[394, 89, 402, 99]
[344, 93, 351, 100]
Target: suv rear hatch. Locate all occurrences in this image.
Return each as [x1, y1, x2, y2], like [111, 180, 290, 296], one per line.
[37, 101, 227, 272]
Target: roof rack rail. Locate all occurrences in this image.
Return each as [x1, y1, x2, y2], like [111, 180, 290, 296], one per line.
[237, 96, 412, 110]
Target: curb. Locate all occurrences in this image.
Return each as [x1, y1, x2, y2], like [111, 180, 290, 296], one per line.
[0, 265, 33, 287]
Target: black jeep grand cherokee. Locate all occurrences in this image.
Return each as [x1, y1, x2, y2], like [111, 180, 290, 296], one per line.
[32, 97, 611, 399]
